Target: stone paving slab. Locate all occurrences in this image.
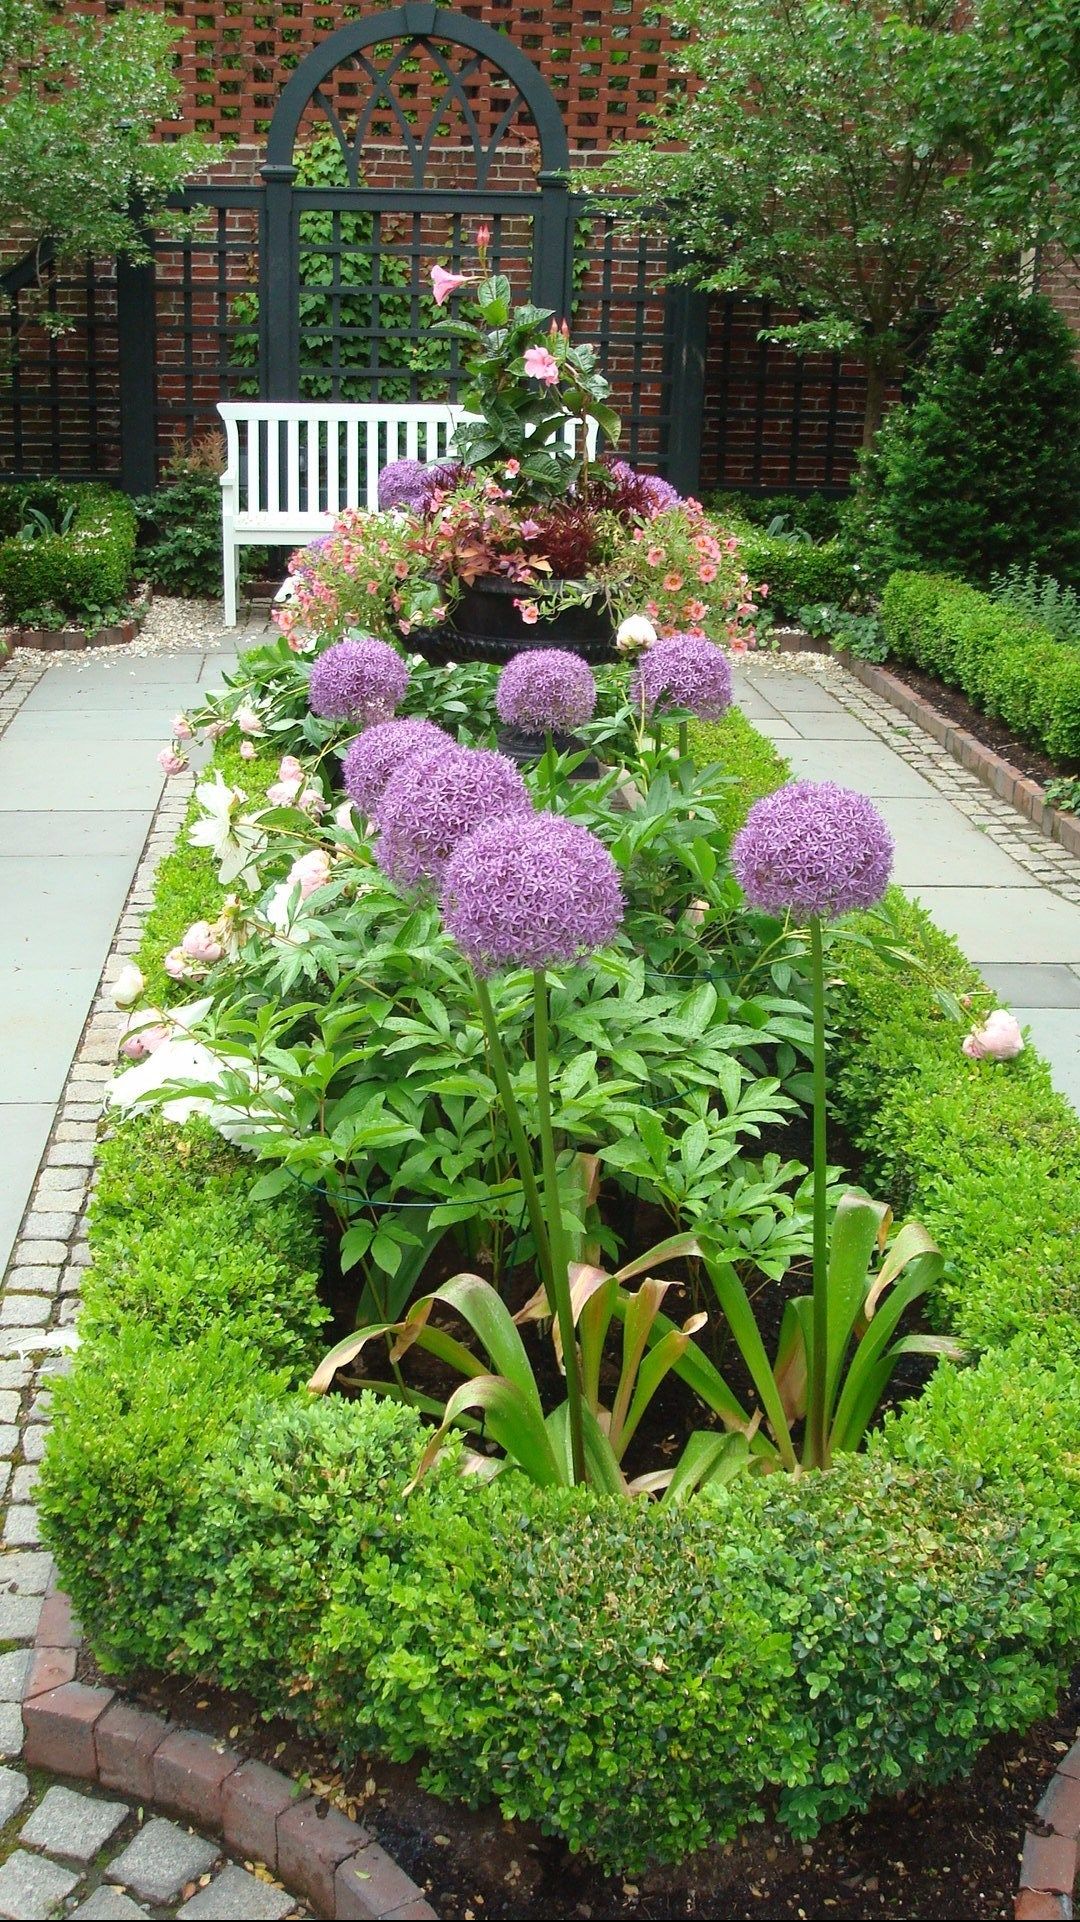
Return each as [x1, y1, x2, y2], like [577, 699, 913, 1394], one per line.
[20, 1784, 127, 1862]
[177, 1862, 297, 1918]
[981, 964, 1080, 1009]
[0, 814, 154, 860]
[781, 735, 940, 798]
[0, 740, 166, 813]
[0, 1847, 78, 1918]
[107, 1820, 220, 1906]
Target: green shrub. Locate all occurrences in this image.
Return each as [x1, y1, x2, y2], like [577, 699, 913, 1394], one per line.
[137, 440, 269, 598]
[858, 287, 1080, 589]
[37, 1326, 292, 1674]
[881, 571, 1080, 762]
[734, 529, 860, 619]
[708, 490, 847, 544]
[690, 703, 788, 837]
[988, 564, 1080, 648]
[0, 482, 137, 626]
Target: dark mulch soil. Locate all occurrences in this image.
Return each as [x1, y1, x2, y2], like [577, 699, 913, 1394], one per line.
[880, 659, 1080, 793]
[82, 1655, 1078, 1921]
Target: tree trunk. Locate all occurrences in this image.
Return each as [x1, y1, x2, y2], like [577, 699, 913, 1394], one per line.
[861, 357, 892, 453]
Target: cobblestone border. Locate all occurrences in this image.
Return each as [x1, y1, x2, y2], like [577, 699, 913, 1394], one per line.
[1015, 1734, 1080, 1920]
[837, 655, 1080, 860]
[0, 757, 435, 1922]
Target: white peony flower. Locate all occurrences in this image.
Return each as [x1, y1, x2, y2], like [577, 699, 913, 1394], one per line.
[111, 962, 145, 1010]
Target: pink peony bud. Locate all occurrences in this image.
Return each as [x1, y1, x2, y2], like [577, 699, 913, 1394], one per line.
[234, 703, 263, 735]
[278, 755, 304, 784]
[205, 719, 229, 741]
[181, 920, 224, 965]
[163, 946, 192, 981]
[299, 786, 327, 817]
[157, 747, 188, 776]
[239, 740, 257, 761]
[172, 714, 194, 741]
[120, 1014, 170, 1060]
[962, 1009, 1025, 1061]
[289, 849, 332, 899]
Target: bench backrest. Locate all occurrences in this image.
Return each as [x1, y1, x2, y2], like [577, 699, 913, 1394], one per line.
[217, 401, 599, 521]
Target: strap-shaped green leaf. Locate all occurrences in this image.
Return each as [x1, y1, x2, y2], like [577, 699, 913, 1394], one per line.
[704, 1255, 798, 1471]
[661, 1430, 750, 1506]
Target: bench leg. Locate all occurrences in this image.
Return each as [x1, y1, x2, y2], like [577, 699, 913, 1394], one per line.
[223, 537, 239, 628]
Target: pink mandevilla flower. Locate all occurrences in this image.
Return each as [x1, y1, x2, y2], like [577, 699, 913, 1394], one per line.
[523, 345, 560, 385]
[431, 265, 468, 306]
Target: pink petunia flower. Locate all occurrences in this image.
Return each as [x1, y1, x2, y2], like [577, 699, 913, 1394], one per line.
[513, 599, 540, 625]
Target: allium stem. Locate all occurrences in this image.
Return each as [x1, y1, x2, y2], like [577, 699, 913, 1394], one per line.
[533, 969, 588, 1486]
[474, 975, 554, 1311]
[678, 718, 688, 763]
[807, 914, 830, 1471]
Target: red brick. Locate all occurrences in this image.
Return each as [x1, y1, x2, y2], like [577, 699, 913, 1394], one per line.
[334, 1844, 425, 1920]
[1039, 1769, 1080, 1839]
[383, 1904, 439, 1921]
[22, 1682, 114, 1777]
[152, 1727, 241, 1829]
[35, 1592, 81, 1649]
[222, 1759, 296, 1869]
[1014, 1892, 1068, 1920]
[25, 1647, 78, 1697]
[95, 1701, 171, 1799]
[1019, 1828, 1076, 1893]
[277, 1798, 370, 1916]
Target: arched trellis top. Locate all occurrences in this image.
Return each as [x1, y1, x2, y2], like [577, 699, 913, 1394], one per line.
[264, 2, 571, 185]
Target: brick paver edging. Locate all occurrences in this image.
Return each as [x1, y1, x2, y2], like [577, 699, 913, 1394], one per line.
[839, 656, 1080, 860]
[22, 1589, 434, 1921]
[1014, 1733, 1080, 1920]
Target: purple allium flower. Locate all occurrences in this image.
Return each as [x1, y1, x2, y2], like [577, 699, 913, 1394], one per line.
[377, 458, 461, 514]
[629, 633, 734, 720]
[375, 746, 532, 890]
[307, 637, 409, 724]
[606, 460, 682, 517]
[442, 813, 624, 974]
[495, 649, 597, 734]
[732, 780, 894, 920]
[342, 718, 456, 816]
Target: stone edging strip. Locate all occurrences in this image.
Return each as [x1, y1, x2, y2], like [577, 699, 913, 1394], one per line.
[838, 655, 1080, 860]
[1014, 1734, 1080, 1919]
[23, 1587, 435, 1921]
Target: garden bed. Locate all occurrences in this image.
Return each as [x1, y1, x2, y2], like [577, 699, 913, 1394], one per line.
[881, 656, 1078, 792]
[37, 640, 1080, 1888]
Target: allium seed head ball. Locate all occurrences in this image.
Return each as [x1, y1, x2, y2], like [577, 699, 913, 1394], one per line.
[343, 717, 456, 816]
[307, 637, 409, 724]
[442, 813, 624, 974]
[495, 649, 597, 734]
[733, 780, 893, 920]
[375, 746, 532, 890]
[630, 633, 734, 720]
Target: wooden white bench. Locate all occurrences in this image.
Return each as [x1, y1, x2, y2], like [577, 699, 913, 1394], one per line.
[217, 400, 599, 627]
[217, 402, 464, 627]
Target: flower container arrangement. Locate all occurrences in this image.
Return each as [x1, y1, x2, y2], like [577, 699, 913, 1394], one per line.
[276, 229, 763, 672]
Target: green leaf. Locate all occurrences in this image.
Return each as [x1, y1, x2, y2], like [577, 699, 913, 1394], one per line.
[660, 1430, 750, 1505]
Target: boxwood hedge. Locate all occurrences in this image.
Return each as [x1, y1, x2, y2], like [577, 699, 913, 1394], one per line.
[881, 570, 1080, 763]
[38, 709, 1080, 1875]
[0, 482, 138, 627]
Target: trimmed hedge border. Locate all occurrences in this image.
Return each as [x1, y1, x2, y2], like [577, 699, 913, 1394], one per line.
[39, 684, 1080, 1877]
[881, 570, 1080, 764]
[0, 483, 138, 630]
